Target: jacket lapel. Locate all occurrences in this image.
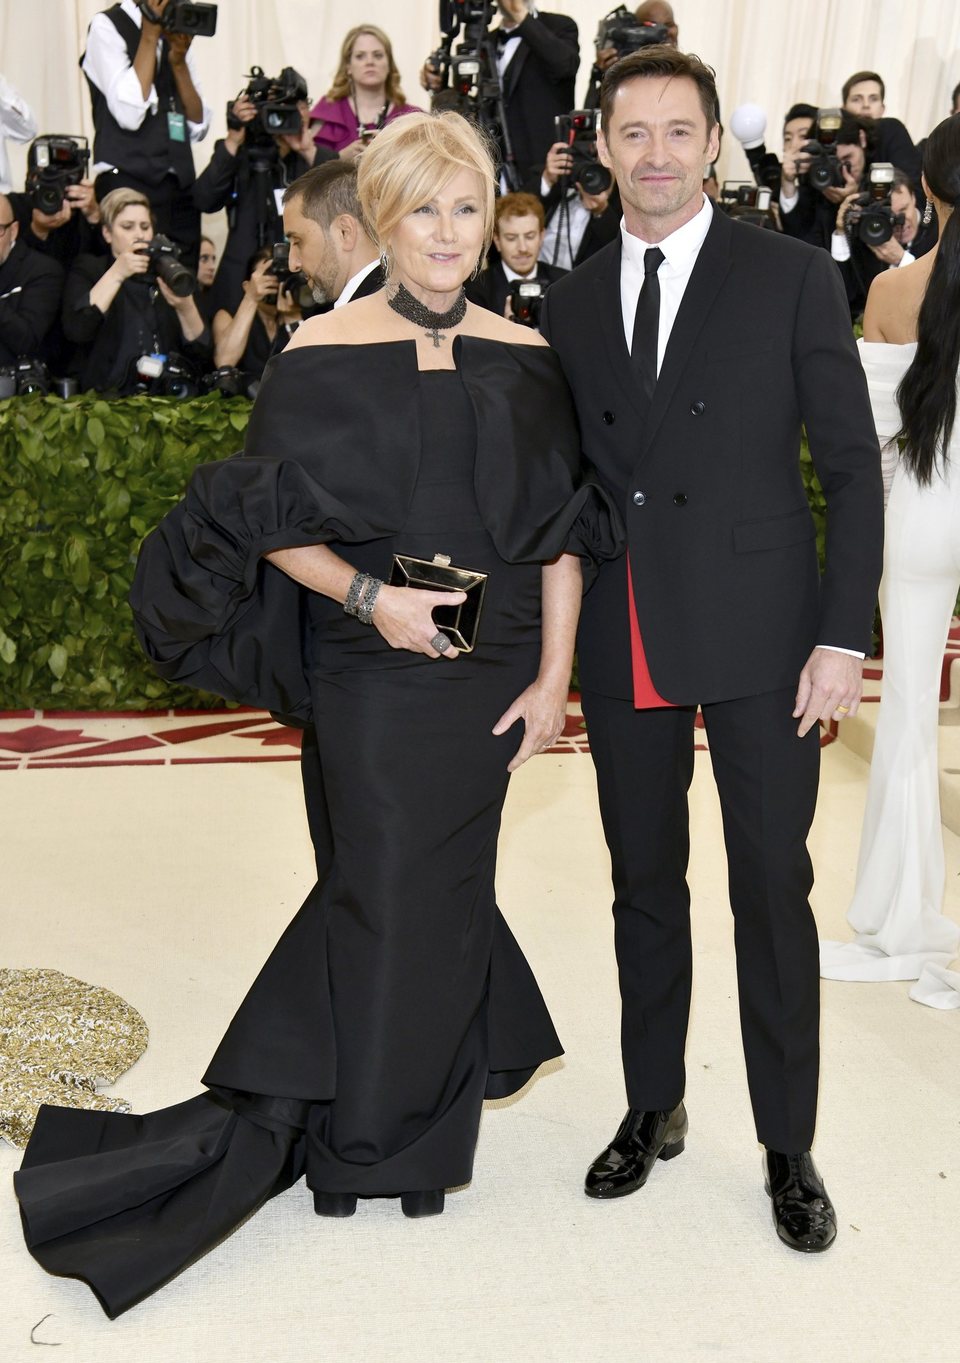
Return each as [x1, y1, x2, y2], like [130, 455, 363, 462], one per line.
[590, 240, 647, 417]
[503, 38, 529, 99]
[636, 209, 733, 459]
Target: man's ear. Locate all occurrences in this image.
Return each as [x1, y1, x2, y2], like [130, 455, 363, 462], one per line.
[597, 128, 613, 169]
[337, 213, 359, 249]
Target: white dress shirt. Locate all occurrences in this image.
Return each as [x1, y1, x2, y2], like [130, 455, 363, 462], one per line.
[83, 0, 211, 175]
[0, 74, 37, 193]
[619, 196, 861, 658]
[335, 259, 380, 308]
[539, 180, 592, 272]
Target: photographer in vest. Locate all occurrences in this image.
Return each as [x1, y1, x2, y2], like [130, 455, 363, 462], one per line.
[81, 0, 212, 270]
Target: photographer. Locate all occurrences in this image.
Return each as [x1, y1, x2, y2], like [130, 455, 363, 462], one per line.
[594, 2, 679, 75]
[833, 163, 936, 304]
[778, 103, 829, 245]
[841, 70, 921, 186]
[81, 0, 212, 269]
[0, 192, 64, 371]
[466, 190, 565, 321]
[193, 73, 334, 316]
[312, 26, 421, 159]
[421, 2, 579, 185]
[62, 186, 210, 394]
[211, 246, 301, 382]
[535, 133, 620, 270]
[8, 138, 105, 271]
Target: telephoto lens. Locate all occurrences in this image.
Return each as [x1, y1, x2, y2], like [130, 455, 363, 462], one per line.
[146, 235, 196, 298]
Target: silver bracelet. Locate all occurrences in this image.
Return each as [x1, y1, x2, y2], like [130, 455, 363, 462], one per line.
[343, 571, 370, 618]
[357, 577, 383, 625]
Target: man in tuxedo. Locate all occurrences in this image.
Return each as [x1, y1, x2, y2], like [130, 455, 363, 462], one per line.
[423, 2, 579, 186]
[0, 193, 64, 369]
[467, 191, 565, 322]
[540, 48, 883, 1252]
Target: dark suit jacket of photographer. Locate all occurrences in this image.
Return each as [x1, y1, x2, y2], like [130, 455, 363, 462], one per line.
[192, 140, 334, 316]
[466, 257, 566, 317]
[0, 240, 64, 369]
[498, 12, 579, 182]
[531, 174, 623, 266]
[540, 208, 883, 703]
[62, 253, 211, 394]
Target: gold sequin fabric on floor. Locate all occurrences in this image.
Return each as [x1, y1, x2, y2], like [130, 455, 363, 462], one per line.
[0, 968, 148, 1147]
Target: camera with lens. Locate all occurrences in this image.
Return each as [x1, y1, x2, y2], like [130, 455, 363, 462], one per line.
[554, 110, 612, 196]
[596, 6, 669, 58]
[507, 279, 549, 328]
[201, 366, 245, 398]
[137, 234, 196, 297]
[228, 66, 308, 143]
[134, 351, 199, 398]
[137, 2, 217, 37]
[799, 108, 845, 191]
[717, 181, 777, 230]
[268, 240, 305, 291]
[844, 162, 904, 247]
[0, 358, 53, 399]
[26, 135, 90, 215]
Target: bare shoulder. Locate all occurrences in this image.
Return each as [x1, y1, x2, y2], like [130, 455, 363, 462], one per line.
[863, 259, 926, 343]
[464, 302, 549, 348]
[281, 309, 351, 352]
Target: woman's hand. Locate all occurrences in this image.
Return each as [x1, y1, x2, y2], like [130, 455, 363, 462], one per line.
[371, 585, 465, 659]
[112, 246, 152, 282]
[243, 256, 279, 304]
[492, 677, 568, 772]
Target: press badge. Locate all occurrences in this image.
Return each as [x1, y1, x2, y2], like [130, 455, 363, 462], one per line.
[167, 111, 187, 142]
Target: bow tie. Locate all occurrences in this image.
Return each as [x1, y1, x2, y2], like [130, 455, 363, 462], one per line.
[495, 27, 518, 47]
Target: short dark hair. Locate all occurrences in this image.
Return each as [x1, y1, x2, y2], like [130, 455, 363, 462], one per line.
[283, 159, 364, 230]
[784, 103, 817, 127]
[833, 110, 876, 155]
[842, 70, 885, 105]
[599, 45, 720, 136]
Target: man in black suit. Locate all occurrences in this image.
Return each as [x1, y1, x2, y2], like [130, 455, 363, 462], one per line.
[541, 48, 883, 1252]
[533, 141, 621, 269]
[423, 2, 579, 185]
[0, 193, 64, 369]
[467, 191, 566, 323]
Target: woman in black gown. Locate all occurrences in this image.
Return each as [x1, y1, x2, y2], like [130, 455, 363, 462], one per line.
[14, 112, 622, 1317]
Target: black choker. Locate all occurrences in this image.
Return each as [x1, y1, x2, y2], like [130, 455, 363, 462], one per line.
[386, 282, 466, 348]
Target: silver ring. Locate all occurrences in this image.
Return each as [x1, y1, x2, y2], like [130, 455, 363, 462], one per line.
[431, 632, 451, 653]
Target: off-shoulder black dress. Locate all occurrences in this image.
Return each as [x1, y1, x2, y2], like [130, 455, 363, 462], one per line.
[14, 338, 623, 1318]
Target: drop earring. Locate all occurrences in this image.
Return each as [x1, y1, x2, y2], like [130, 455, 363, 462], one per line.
[922, 200, 933, 226]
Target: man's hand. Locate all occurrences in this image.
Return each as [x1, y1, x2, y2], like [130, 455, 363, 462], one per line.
[543, 141, 573, 187]
[420, 61, 444, 93]
[65, 180, 100, 223]
[139, 0, 169, 41]
[166, 32, 193, 68]
[31, 203, 72, 238]
[871, 237, 905, 265]
[821, 161, 860, 206]
[793, 647, 863, 737]
[243, 257, 279, 304]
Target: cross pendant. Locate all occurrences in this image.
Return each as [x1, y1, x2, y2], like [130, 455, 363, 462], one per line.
[425, 326, 446, 348]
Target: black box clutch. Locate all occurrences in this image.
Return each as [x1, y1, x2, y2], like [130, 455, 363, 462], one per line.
[389, 552, 487, 653]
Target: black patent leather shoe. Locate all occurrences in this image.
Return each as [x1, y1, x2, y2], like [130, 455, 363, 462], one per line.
[763, 1150, 837, 1253]
[400, 1189, 445, 1218]
[584, 1103, 688, 1199]
[314, 1191, 358, 1217]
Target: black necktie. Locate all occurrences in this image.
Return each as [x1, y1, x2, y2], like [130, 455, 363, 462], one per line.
[631, 247, 665, 404]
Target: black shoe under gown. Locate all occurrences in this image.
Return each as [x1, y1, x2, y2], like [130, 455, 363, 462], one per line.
[14, 369, 564, 1318]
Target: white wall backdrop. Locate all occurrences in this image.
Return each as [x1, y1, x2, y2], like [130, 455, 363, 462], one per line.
[3, 1, 960, 219]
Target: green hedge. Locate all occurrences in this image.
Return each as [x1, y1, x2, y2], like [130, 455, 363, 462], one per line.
[0, 392, 831, 713]
[0, 393, 251, 711]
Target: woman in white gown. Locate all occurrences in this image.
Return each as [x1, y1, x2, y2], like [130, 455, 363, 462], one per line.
[821, 115, 960, 1008]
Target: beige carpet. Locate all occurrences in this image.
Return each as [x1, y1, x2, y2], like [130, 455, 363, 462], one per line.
[1, 740, 958, 1363]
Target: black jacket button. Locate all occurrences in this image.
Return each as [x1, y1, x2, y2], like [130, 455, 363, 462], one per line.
[673, 493, 687, 506]
[690, 400, 706, 415]
[632, 490, 646, 506]
[602, 411, 615, 425]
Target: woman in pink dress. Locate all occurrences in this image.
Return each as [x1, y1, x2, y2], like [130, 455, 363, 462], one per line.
[311, 24, 422, 160]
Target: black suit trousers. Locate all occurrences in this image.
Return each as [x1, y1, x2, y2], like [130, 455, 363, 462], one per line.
[581, 685, 821, 1154]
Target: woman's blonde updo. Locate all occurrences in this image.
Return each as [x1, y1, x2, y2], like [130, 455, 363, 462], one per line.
[356, 111, 496, 278]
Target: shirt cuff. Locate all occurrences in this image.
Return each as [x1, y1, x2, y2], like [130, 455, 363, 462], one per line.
[896, 249, 915, 268]
[779, 187, 799, 213]
[817, 644, 865, 659]
[831, 233, 852, 262]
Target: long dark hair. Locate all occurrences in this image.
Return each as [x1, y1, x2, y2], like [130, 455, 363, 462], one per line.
[897, 116, 960, 484]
